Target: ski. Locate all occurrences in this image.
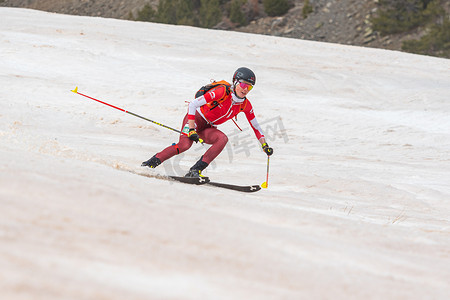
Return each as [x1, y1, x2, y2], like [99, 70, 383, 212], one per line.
[115, 167, 210, 185]
[206, 181, 261, 193]
[118, 167, 259, 191]
[169, 175, 210, 185]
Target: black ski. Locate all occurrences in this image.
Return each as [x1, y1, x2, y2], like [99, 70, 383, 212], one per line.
[169, 175, 210, 185]
[116, 167, 209, 185]
[119, 167, 259, 192]
[206, 181, 261, 193]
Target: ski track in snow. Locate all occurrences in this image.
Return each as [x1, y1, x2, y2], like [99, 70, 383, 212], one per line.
[1, 7, 450, 300]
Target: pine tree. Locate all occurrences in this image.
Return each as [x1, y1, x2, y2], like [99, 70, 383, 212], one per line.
[263, 0, 291, 17]
[199, 0, 222, 28]
[230, 0, 247, 26]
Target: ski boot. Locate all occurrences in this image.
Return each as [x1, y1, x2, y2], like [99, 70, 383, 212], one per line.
[141, 155, 161, 169]
[185, 157, 208, 178]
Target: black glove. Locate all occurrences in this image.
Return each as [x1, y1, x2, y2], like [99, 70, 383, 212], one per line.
[262, 143, 273, 156]
[188, 128, 200, 143]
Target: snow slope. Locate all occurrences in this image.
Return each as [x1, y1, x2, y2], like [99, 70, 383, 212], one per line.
[1, 8, 449, 300]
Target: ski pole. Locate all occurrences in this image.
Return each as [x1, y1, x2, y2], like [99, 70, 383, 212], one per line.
[261, 156, 270, 188]
[71, 87, 203, 143]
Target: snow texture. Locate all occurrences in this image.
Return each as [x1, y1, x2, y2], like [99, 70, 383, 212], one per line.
[1, 7, 449, 300]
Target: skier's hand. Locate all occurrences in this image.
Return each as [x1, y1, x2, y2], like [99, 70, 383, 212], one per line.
[188, 129, 200, 143]
[262, 143, 273, 156]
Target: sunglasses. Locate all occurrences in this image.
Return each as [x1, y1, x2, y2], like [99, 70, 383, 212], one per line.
[238, 80, 253, 91]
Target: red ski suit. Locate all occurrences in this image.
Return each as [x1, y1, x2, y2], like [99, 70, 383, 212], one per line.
[155, 82, 265, 164]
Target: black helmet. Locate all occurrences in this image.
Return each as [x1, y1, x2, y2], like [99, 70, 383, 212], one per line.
[233, 67, 256, 86]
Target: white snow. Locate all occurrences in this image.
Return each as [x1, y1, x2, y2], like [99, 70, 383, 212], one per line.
[1, 7, 450, 300]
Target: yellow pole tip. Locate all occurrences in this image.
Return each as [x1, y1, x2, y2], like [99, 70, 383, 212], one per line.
[71, 86, 78, 93]
[261, 182, 268, 188]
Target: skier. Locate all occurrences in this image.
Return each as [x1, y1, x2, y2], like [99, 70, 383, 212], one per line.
[141, 67, 273, 177]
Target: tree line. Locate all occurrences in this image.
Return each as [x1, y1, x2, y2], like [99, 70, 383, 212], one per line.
[372, 0, 449, 58]
[132, 0, 448, 58]
[132, 0, 292, 28]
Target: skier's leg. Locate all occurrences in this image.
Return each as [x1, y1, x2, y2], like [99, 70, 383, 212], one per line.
[142, 114, 193, 168]
[198, 127, 228, 164]
[185, 127, 228, 177]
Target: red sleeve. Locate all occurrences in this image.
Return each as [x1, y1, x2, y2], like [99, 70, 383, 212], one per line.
[188, 85, 228, 120]
[243, 100, 265, 140]
[203, 85, 227, 103]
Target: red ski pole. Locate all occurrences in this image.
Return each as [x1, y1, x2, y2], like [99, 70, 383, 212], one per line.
[71, 87, 203, 142]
